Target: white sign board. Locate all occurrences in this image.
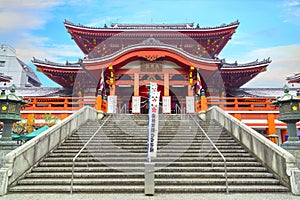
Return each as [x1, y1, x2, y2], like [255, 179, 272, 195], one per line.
[186, 96, 195, 114]
[162, 96, 171, 114]
[132, 96, 141, 114]
[107, 96, 117, 114]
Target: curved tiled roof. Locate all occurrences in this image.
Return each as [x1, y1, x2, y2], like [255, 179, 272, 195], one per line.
[85, 37, 221, 64]
[220, 58, 271, 69]
[0, 73, 11, 82]
[64, 20, 239, 30]
[32, 57, 82, 69]
[286, 73, 300, 83]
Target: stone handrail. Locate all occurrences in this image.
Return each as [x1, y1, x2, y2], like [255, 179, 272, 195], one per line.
[0, 106, 97, 195]
[205, 106, 300, 195]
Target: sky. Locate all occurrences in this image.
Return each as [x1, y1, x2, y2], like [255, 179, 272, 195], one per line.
[0, 0, 299, 88]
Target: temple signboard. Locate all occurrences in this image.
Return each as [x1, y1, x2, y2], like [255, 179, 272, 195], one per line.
[132, 96, 141, 114]
[162, 96, 171, 114]
[107, 96, 117, 114]
[140, 61, 163, 72]
[186, 96, 195, 113]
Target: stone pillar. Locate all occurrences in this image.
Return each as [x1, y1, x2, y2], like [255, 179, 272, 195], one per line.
[144, 162, 155, 195]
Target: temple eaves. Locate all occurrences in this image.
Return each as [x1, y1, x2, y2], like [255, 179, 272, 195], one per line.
[64, 19, 239, 30]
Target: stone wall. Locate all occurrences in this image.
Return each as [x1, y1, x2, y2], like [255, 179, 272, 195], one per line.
[206, 106, 300, 195]
[0, 106, 97, 195]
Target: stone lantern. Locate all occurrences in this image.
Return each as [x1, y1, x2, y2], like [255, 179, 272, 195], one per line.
[273, 85, 300, 149]
[0, 85, 27, 141]
[0, 85, 27, 167]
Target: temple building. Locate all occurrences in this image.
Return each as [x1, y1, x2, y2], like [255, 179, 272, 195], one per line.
[33, 20, 271, 113]
[287, 73, 300, 85]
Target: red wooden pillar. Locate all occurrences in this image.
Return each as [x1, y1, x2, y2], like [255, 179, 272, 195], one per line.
[267, 113, 278, 144]
[233, 113, 242, 121]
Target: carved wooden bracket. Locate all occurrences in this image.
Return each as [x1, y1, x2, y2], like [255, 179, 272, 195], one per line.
[140, 55, 164, 61]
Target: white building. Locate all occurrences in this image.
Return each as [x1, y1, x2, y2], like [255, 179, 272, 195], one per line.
[0, 44, 41, 87]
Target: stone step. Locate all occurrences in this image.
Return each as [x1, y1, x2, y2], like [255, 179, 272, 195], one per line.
[43, 153, 253, 162]
[155, 185, 289, 193]
[48, 149, 249, 157]
[58, 141, 239, 147]
[9, 184, 289, 193]
[16, 177, 281, 186]
[9, 115, 289, 194]
[24, 171, 276, 179]
[40, 157, 257, 164]
[31, 166, 268, 173]
[41, 159, 262, 167]
[9, 185, 144, 193]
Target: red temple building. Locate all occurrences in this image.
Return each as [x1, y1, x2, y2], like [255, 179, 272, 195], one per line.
[287, 73, 300, 85]
[33, 20, 271, 113]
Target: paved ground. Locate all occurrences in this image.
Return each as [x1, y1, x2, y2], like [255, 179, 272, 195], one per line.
[1, 193, 300, 200]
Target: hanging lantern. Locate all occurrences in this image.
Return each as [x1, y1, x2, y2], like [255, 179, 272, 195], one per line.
[189, 66, 194, 85]
[108, 66, 114, 85]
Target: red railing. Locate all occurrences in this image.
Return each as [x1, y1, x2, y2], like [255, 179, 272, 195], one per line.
[206, 97, 277, 111]
[23, 97, 97, 111]
[22, 96, 278, 114]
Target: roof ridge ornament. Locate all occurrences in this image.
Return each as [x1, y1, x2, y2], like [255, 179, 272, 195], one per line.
[141, 37, 164, 46]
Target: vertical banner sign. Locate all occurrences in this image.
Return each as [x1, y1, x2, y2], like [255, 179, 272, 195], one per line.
[186, 96, 195, 113]
[148, 82, 160, 158]
[132, 96, 141, 114]
[196, 71, 202, 96]
[107, 96, 117, 113]
[162, 96, 171, 114]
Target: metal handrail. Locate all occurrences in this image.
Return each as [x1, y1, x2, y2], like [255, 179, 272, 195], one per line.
[70, 115, 112, 194]
[119, 104, 127, 114]
[175, 104, 181, 114]
[189, 114, 229, 194]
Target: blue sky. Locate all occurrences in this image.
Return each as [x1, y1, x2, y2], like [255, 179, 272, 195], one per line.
[0, 0, 299, 88]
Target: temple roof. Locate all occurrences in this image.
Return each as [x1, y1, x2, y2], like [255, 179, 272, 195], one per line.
[65, 20, 239, 30]
[286, 73, 300, 83]
[229, 88, 299, 97]
[220, 58, 271, 70]
[64, 20, 239, 58]
[0, 86, 71, 97]
[85, 37, 222, 64]
[0, 73, 11, 82]
[32, 57, 82, 70]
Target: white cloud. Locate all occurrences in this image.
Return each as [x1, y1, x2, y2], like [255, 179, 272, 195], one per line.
[242, 44, 300, 88]
[282, 0, 300, 24]
[0, 0, 62, 31]
[0, 0, 83, 62]
[14, 35, 83, 63]
[0, 0, 61, 9]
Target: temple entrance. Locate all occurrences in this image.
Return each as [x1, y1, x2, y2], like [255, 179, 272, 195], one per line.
[123, 84, 184, 114]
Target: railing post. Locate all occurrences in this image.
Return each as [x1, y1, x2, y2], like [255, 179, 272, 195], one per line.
[95, 95, 102, 111]
[64, 98, 68, 109]
[144, 162, 155, 195]
[200, 89, 208, 111]
[267, 113, 278, 144]
[234, 98, 238, 109]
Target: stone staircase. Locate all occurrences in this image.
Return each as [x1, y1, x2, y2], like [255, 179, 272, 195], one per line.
[8, 114, 289, 193]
